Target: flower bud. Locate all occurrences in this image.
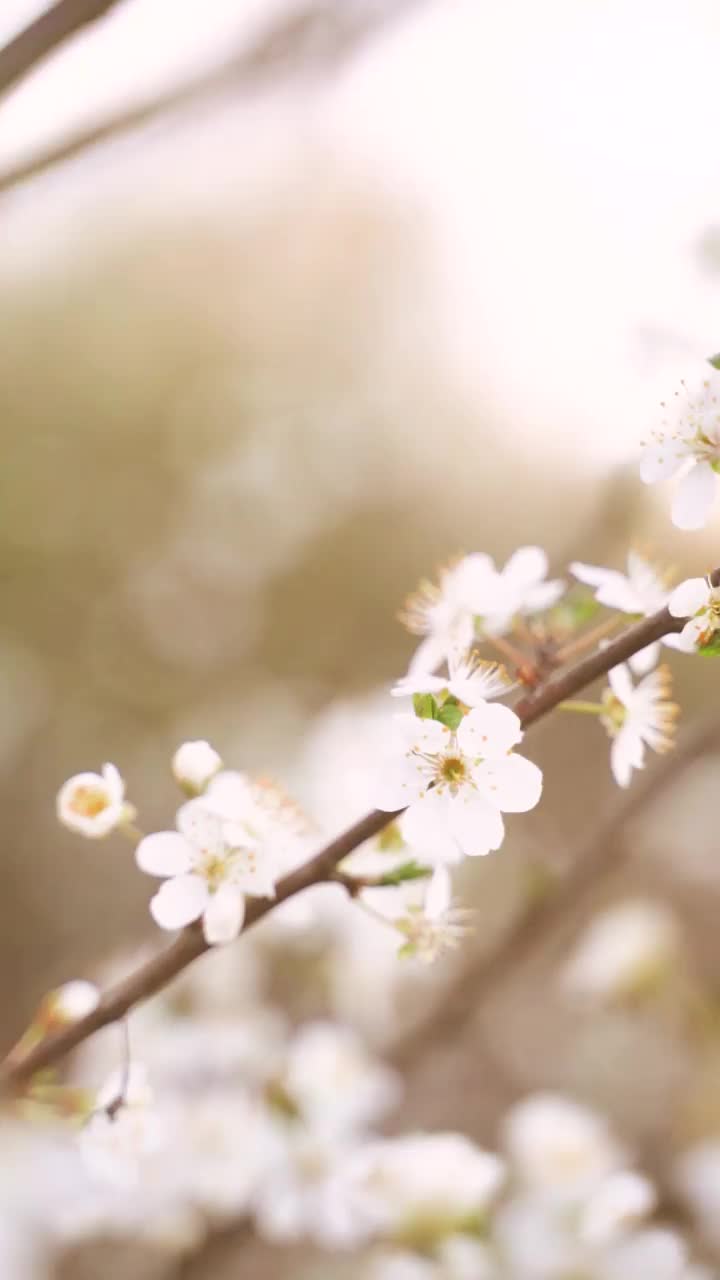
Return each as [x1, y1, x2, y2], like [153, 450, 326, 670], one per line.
[172, 740, 222, 794]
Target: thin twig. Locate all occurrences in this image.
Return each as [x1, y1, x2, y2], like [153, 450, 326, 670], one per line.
[0, 0, 125, 100]
[1, 569, 717, 1095]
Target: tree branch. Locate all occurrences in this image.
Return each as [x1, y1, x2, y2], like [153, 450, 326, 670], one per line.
[0, 0, 125, 100]
[1, 568, 717, 1095]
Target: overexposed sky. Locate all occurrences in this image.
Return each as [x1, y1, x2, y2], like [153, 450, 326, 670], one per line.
[2, 0, 720, 469]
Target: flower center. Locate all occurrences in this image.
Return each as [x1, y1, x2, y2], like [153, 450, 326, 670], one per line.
[600, 693, 627, 737]
[69, 786, 109, 818]
[438, 755, 468, 785]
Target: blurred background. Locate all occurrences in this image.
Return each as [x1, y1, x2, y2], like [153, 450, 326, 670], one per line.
[2, 0, 720, 1276]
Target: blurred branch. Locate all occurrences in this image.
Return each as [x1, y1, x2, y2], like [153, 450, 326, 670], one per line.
[0, 0, 125, 100]
[390, 714, 720, 1076]
[0, 0, 430, 197]
[0, 570, 717, 1095]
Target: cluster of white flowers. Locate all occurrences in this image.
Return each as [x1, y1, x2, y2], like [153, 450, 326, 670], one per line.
[640, 377, 720, 530]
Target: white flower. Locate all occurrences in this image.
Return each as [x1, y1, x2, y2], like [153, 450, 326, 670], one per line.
[375, 705, 543, 864]
[400, 555, 497, 673]
[204, 770, 308, 871]
[600, 1227, 690, 1280]
[563, 900, 680, 1002]
[252, 1126, 372, 1248]
[347, 1133, 506, 1236]
[468, 546, 565, 636]
[503, 1094, 625, 1197]
[640, 379, 720, 530]
[600, 664, 678, 788]
[171, 740, 222, 793]
[579, 1172, 657, 1245]
[668, 576, 720, 649]
[395, 867, 474, 963]
[51, 980, 100, 1023]
[136, 799, 278, 945]
[79, 1063, 162, 1187]
[392, 653, 512, 706]
[570, 551, 689, 674]
[56, 763, 126, 838]
[281, 1022, 401, 1138]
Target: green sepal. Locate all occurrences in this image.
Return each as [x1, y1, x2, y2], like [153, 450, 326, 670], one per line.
[379, 859, 432, 886]
[699, 634, 720, 656]
[707, 353, 720, 370]
[413, 692, 439, 720]
[436, 699, 463, 730]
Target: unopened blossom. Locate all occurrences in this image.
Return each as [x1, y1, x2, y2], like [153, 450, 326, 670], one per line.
[171, 740, 222, 794]
[503, 1094, 625, 1198]
[375, 705, 543, 864]
[49, 980, 100, 1024]
[640, 379, 720, 530]
[470, 546, 565, 636]
[570, 551, 690, 673]
[136, 799, 277, 945]
[347, 1133, 506, 1237]
[57, 763, 127, 838]
[79, 1063, 162, 1187]
[392, 653, 512, 706]
[395, 867, 474, 963]
[668, 576, 720, 649]
[600, 664, 678, 788]
[274, 1023, 400, 1141]
[563, 900, 680, 1002]
[400, 554, 496, 674]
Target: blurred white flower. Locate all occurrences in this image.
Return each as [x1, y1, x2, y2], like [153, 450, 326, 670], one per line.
[392, 653, 512, 705]
[282, 1021, 401, 1138]
[600, 664, 678, 788]
[136, 799, 277, 944]
[252, 1126, 372, 1249]
[57, 763, 127, 838]
[503, 1094, 625, 1197]
[161, 1091, 274, 1222]
[375, 706, 542, 863]
[172, 740, 222, 793]
[668, 577, 720, 649]
[674, 1141, 720, 1250]
[563, 900, 680, 1002]
[600, 1226, 690, 1280]
[438, 1235, 499, 1279]
[570, 551, 688, 674]
[366, 1252, 437, 1280]
[79, 1064, 163, 1188]
[579, 1171, 656, 1245]
[640, 379, 720, 530]
[395, 866, 473, 963]
[347, 1133, 505, 1237]
[470, 546, 565, 635]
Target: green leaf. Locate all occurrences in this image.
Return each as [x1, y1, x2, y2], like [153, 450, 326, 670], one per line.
[379, 860, 432, 886]
[436, 700, 463, 730]
[699, 634, 720, 656]
[413, 692, 439, 720]
[708, 353, 720, 370]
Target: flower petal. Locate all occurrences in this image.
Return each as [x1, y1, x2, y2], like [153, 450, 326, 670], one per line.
[474, 753, 543, 813]
[424, 866, 451, 919]
[374, 755, 429, 812]
[149, 874, 208, 930]
[502, 546, 548, 589]
[524, 579, 565, 613]
[610, 727, 644, 788]
[400, 790, 461, 864]
[639, 441, 687, 484]
[457, 703, 523, 758]
[447, 790, 505, 856]
[667, 577, 708, 618]
[607, 664, 633, 705]
[136, 832, 193, 877]
[203, 885, 246, 945]
[629, 643, 660, 677]
[176, 798, 225, 851]
[671, 462, 716, 531]
[391, 672, 446, 699]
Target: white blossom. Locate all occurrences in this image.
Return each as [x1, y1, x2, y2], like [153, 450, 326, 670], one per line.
[78, 1064, 162, 1188]
[281, 1021, 401, 1138]
[600, 1227, 691, 1280]
[56, 763, 127, 838]
[204, 769, 308, 871]
[375, 705, 542, 864]
[579, 1171, 657, 1245]
[570, 551, 690, 673]
[392, 653, 512, 705]
[400, 555, 497, 674]
[668, 576, 720, 649]
[51, 980, 100, 1023]
[348, 1133, 505, 1236]
[395, 866, 474, 963]
[171, 740, 222, 793]
[503, 1094, 625, 1198]
[469, 546, 565, 636]
[252, 1126, 373, 1248]
[600, 664, 678, 788]
[640, 379, 720, 530]
[136, 799, 277, 945]
[563, 900, 680, 1002]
